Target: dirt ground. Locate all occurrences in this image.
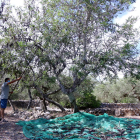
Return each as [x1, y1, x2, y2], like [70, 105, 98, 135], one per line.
[0, 107, 30, 140]
[1, 107, 140, 140]
[0, 107, 71, 140]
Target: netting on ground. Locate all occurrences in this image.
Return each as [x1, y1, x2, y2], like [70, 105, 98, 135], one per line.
[16, 112, 140, 140]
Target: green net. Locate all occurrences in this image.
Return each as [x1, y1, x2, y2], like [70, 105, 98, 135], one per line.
[16, 112, 140, 140]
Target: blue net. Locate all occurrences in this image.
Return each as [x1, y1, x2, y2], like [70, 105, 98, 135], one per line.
[16, 112, 140, 140]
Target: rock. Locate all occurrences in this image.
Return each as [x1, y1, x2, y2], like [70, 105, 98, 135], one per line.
[35, 107, 42, 110]
[46, 115, 51, 119]
[45, 112, 50, 115]
[29, 116, 34, 120]
[115, 108, 120, 117]
[21, 115, 26, 120]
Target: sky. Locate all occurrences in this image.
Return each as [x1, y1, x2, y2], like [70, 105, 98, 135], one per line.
[114, 0, 140, 51]
[10, 0, 24, 6]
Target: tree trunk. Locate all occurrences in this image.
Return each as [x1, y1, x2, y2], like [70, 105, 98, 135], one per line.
[8, 98, 15, 112]
[34, 84, 65, 112]
[27, 88, 32, 110]
[67, 92, 79, 113]
[45, 97, 65, 112]
[40, 98, 47, 111]
[43, 97, 47, 110]
[56, 76, 81, 113]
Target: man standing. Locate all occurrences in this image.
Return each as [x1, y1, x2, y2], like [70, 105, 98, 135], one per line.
[0, 77, 22, 122]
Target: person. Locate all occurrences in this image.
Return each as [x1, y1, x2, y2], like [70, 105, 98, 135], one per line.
[0, 77, 22, 122]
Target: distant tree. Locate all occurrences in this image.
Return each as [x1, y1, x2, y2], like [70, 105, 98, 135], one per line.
[93, 77, 140, 103]
[0, 0, 140, 112]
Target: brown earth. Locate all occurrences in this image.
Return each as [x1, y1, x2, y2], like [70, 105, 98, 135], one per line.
[1, 107, 140, 140]
[0, 107, 30, 140]
[0, 107, 70, 140]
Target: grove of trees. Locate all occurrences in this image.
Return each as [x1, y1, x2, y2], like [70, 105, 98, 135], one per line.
[0, 0, 140, 112]
[94, 77, 140, 103]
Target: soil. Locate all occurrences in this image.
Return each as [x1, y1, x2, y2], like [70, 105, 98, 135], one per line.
[1, 107, 140, 140]
[0, 107, 71, 140]
[0, 107, 30, 140]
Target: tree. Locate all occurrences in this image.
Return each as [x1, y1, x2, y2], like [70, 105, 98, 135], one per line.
[0, 0, 10, 16]
[50, 76, 97, 108]
[0, 0, 140, 112]
[93, 77, 140, 103]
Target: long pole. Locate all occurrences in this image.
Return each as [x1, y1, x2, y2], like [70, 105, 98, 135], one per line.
[8, 58, 33, 98]
[8, 58, 34, 112]
[7, 43, 37, 111]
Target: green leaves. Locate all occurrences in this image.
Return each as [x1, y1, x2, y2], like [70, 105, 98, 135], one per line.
[121, 43, 136, 57]
[17, 41, 23, 47]
[77, 92, 101, 108]
[0, 0, 139, 110]
[46, 76, 56, 83]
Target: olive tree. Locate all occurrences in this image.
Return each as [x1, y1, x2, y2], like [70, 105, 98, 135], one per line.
[93, 77, 140, 103]
[0, 0, 140, 112]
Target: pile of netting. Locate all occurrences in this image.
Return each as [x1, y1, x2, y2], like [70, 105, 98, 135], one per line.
[16, 112, 140, 140]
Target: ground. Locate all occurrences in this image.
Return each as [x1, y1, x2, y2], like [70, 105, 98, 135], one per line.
[0, 107, 71, 140]
[0, 107, 30, 140]
[1, 107, 140, 140]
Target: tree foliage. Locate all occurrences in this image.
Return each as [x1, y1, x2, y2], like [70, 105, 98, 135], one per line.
[77, 92, 101, 109]
[0, 0, 140, 112]
[94, 77, 140, 103]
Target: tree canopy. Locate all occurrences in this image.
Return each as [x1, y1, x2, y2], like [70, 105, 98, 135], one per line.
[93, 77, 140, 103]
[0, 0, 140, 112]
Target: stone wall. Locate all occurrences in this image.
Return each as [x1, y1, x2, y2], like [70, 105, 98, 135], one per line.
[86, 103, 140, 117]
[9, 100, 41, 108]
[10, 101, 140, 109]
[9, 101, 140, 116]
[100, 103, 140, 108]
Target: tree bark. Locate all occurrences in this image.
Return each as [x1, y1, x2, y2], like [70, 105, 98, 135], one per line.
[34, 84, 65, 112]
[67, 92, 79, 113]
[44, 97, 65, 112]
[39, 98, 47, 111]
[27, 88, 33, 110]
[43, 97, 47, 110]
[56, 73, 87, 113]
